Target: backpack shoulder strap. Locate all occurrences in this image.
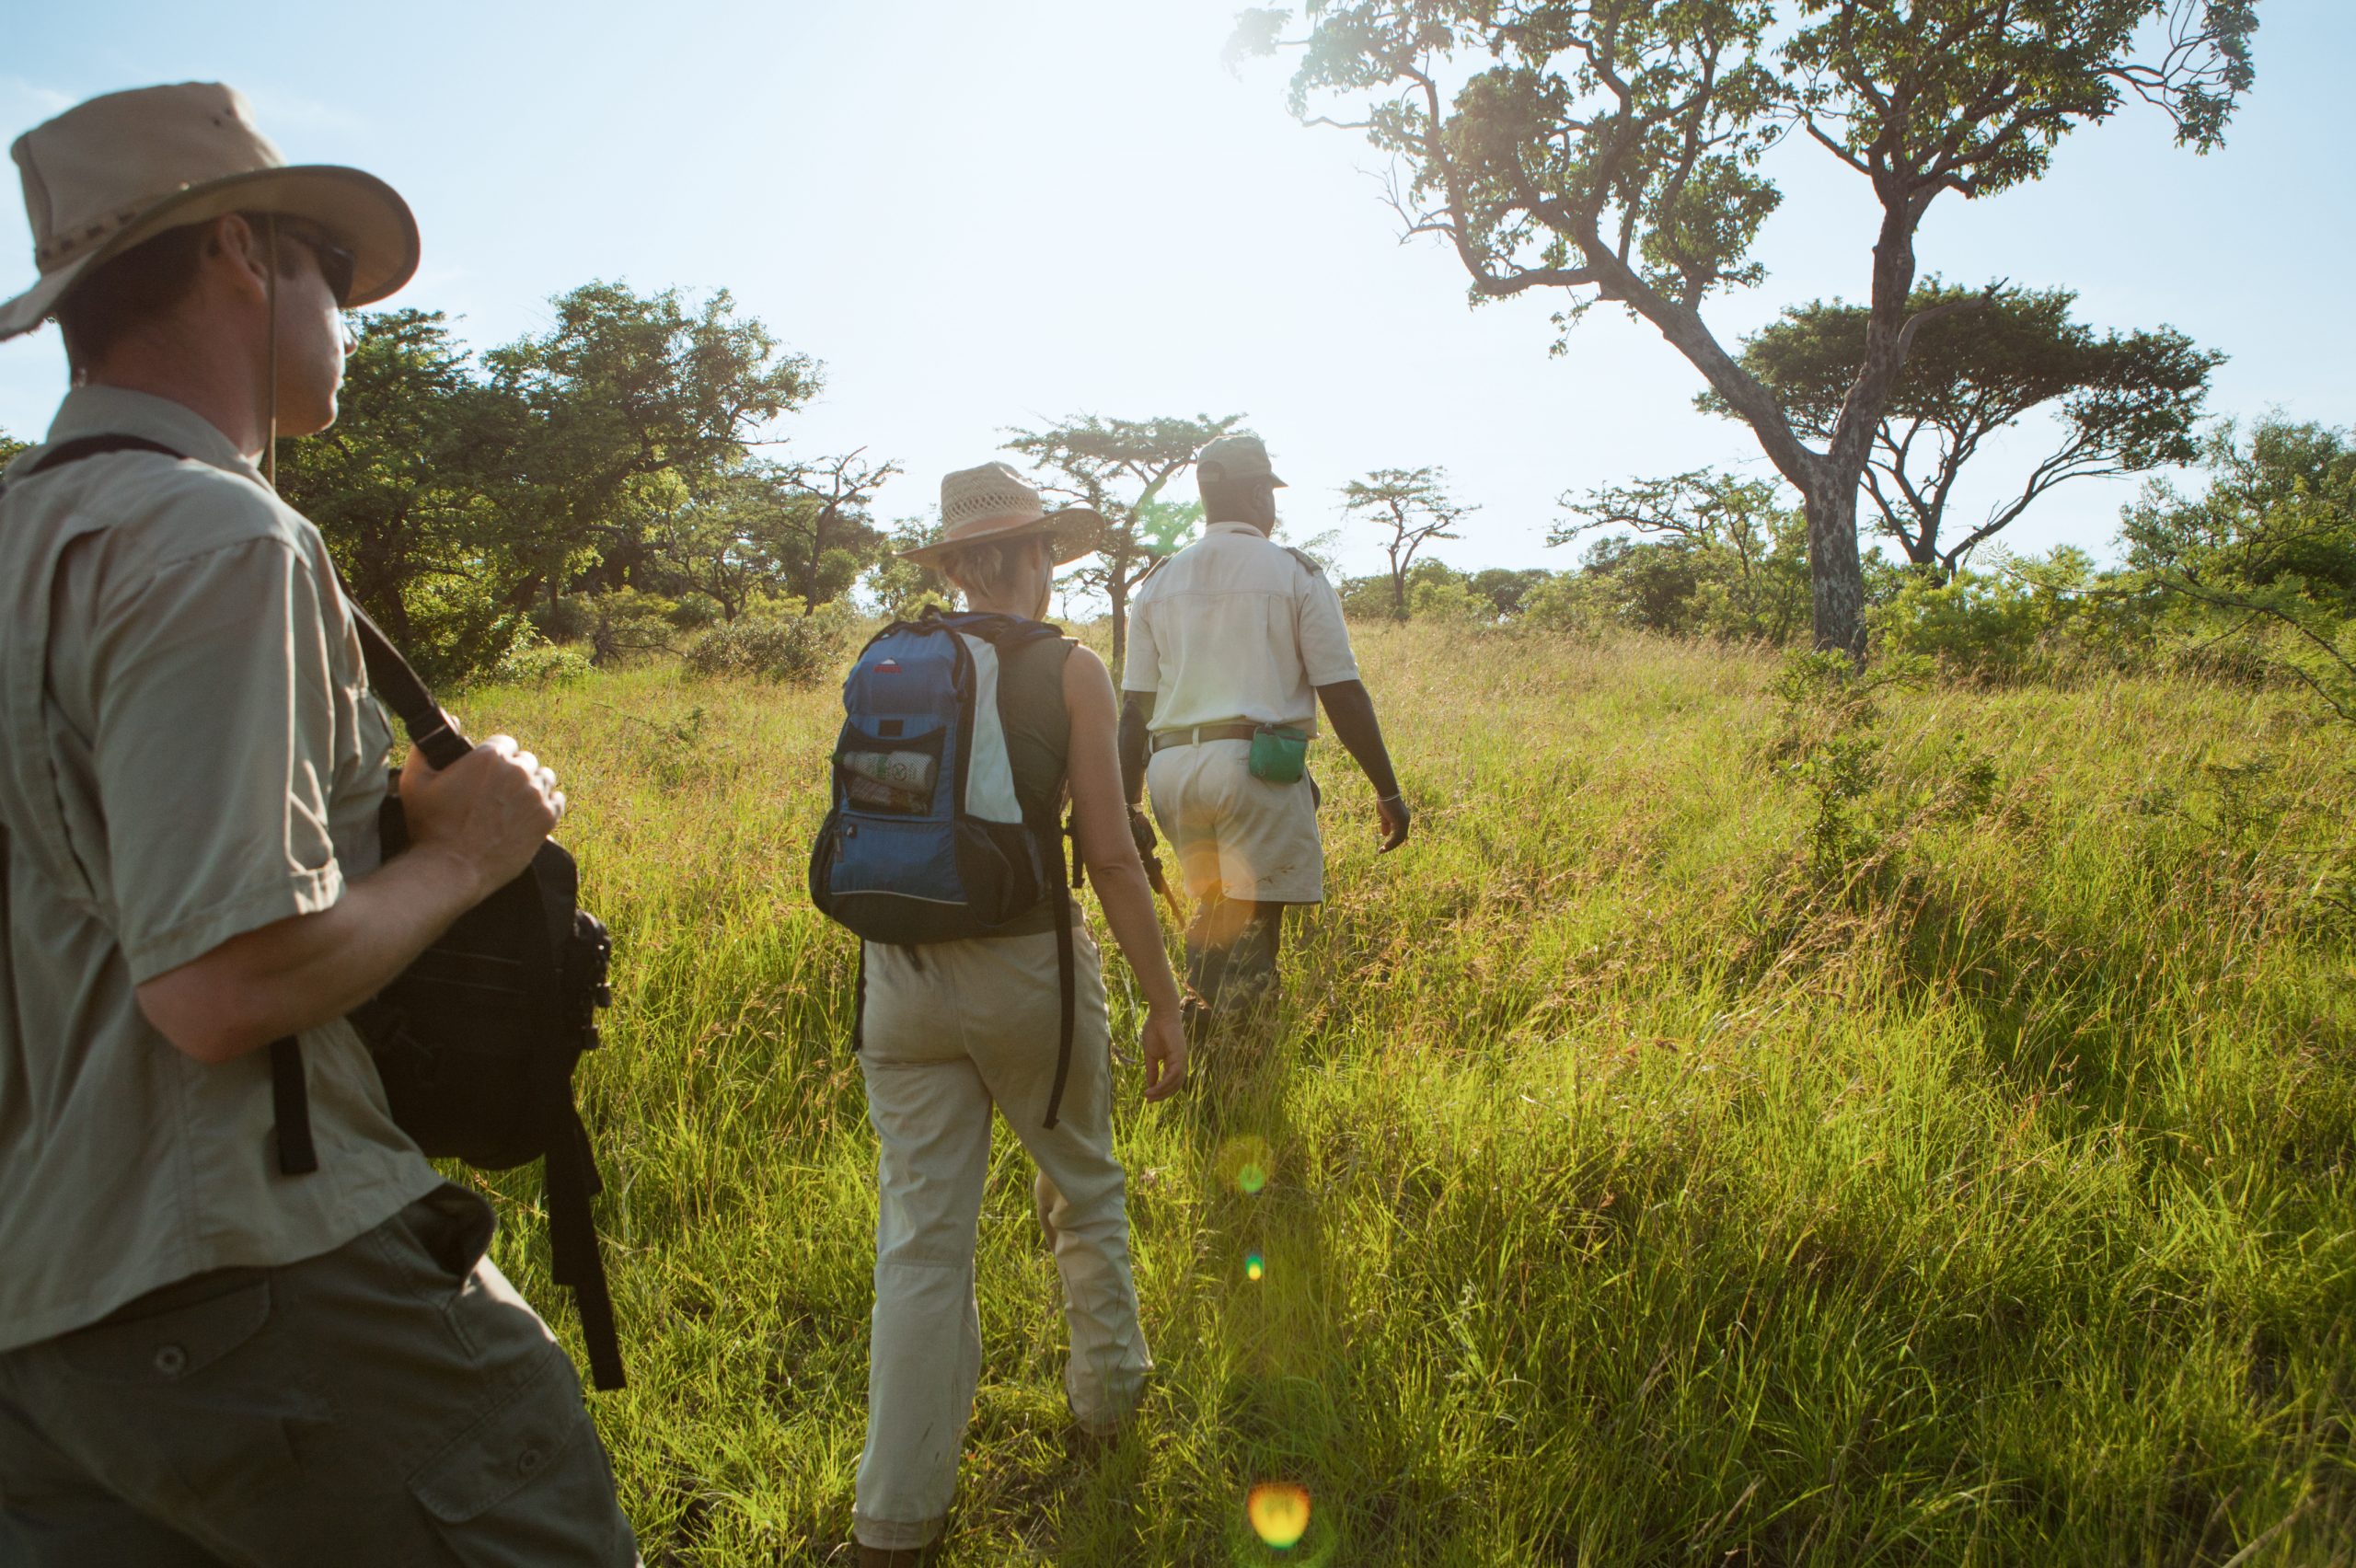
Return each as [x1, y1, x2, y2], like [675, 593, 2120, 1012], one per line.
[0, 432, 473, 770]
[0, 432, 191, 510]
[23, 432, 190, 479]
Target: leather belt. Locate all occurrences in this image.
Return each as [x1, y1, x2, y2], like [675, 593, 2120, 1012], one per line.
[1150, 721, 1265, 753]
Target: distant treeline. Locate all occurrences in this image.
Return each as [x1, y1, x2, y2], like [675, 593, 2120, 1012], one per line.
[2, 280, 2347, 714]
[1358, 421, 2356, 713]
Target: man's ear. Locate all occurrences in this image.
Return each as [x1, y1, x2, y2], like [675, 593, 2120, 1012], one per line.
[207, 213, 273, 301]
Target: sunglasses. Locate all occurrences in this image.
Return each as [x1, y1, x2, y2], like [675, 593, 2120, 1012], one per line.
[266, 216, 358, 308]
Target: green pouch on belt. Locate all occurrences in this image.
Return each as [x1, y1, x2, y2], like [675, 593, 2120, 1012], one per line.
[1248, 724, 1311, 784]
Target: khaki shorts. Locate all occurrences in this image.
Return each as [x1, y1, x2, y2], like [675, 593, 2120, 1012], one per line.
[1147, 737, 1324, 904]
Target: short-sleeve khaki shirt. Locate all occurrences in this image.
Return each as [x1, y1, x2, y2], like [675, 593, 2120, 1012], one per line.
[1122, 523, 1361, 732]
[0, 386, 440, 1352]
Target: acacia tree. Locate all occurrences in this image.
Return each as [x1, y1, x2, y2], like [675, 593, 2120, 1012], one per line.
[1003, 412, 1245, 677]
[1234, 0, 2257, 655]
[1342, 466, 1474, 619]
[1716, 282, 2221, 577]
[484, 281, 818, 606]
[775, 448, 901, 612]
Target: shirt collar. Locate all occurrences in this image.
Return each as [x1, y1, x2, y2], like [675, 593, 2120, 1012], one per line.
[1207, 522, 1266, 537]
[44, 386, 264, 483]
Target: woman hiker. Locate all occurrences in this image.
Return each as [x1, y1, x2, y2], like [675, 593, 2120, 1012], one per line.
[849, 462, 1189, 1565]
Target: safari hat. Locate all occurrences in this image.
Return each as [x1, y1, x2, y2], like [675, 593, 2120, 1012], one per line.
[1195, 432, 1287, 490]
[1, 82, 420, 341]
[902, 461, 1106, 569]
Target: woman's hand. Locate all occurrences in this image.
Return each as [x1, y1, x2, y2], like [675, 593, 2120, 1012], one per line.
[1140, 1001, 1188, 1101]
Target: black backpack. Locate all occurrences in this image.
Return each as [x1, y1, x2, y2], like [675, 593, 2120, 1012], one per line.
[6, 435, 625, 1391]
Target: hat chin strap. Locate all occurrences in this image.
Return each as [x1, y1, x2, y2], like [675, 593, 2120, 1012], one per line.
[262, 214, 279, 489]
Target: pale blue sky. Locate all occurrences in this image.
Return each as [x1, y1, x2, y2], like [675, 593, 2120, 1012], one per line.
[5, 2, 2348, 581]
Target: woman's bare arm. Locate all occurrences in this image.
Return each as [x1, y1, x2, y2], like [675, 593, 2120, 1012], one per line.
[1063, 646, 1187, 1099]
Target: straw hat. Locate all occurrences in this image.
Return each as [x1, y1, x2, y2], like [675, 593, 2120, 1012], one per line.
[901, 462, 1106, 570]
[1, 82, 420, 341]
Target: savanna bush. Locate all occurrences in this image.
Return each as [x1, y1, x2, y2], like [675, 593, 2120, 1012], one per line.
[1873, 548, 2131, 681]
[490, 632, 595, 686]
[681, 604, 857, 685]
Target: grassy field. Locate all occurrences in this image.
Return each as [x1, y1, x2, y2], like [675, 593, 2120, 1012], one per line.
[448, 622, 2356, 1566]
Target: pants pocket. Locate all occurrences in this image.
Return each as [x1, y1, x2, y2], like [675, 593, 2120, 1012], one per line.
[365, 1183, 498, 1359]
[51, 1274, 327, 1511]
[406, 1354, 635, 1567]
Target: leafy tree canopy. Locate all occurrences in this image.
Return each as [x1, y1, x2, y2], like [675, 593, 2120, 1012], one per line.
[1232, 0, 2258, 654]
[1714, 282, 2222, 574]
[1003, 412, 1244, 676]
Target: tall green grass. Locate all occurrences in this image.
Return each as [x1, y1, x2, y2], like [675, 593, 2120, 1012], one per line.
[450, 624, 2356, 1565]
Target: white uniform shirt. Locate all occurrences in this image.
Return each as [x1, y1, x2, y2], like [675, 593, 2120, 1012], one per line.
[1122, 522, 1360, 733]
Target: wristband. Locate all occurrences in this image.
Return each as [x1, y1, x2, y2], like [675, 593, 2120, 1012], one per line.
[1378, 792, 1404, 805]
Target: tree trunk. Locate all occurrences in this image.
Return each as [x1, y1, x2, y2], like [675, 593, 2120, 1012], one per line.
[1806, 479, 1869, 658]
[1392, 569, 1408, 621]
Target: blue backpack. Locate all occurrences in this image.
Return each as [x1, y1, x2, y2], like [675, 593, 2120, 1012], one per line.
[808, 608, 1080, 1125]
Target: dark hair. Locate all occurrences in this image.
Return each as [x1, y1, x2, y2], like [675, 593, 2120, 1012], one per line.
[54, 213, 302, 368]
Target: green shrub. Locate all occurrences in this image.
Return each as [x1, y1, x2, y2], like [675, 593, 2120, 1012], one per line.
[1408, 574, 1494, 625]
[667, 593, 725, 632]
[681, 605, 856, 685]
[1874, 548, 2123, 680]
[491, 633, 595, 686]
[1519, 572, 1598, 635]
[532, 595, 595, 646]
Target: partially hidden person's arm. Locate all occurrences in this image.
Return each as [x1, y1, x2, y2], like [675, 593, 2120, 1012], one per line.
[1118, 691, 1153, 807]
[1067, 648, 1188, 1100]
[1315, 678, 1411, 852]
[136, 740, 565, 1064]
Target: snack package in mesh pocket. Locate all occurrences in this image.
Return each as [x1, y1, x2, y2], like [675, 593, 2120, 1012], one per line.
[842, 748, 939, 813]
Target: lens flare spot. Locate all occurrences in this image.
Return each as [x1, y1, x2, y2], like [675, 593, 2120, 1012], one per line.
[1245, 1251, 1265, 1281]
[1247, 1482, 1311, 1550]
[1216, 1136, 1275, 1196]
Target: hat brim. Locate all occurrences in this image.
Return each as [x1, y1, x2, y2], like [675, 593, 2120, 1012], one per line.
[0, 163, 420, 340]
[901, 506, 1108, 571]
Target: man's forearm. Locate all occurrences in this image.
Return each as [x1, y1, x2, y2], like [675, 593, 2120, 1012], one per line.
[1315, 680, 1401, 799]
[135, 845, 489, 1065]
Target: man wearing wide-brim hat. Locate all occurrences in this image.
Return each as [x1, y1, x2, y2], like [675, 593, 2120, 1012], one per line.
[0, 85, 635, 1562]
[1118, 432, 1411, 1040]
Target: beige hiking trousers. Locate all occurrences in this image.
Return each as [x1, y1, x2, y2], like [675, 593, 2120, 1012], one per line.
[853, 922, 1151, 1551]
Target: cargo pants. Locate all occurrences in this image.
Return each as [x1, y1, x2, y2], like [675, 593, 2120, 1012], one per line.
[854, 922, 1152, 1552]
[0, 1184, 638, 1566]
